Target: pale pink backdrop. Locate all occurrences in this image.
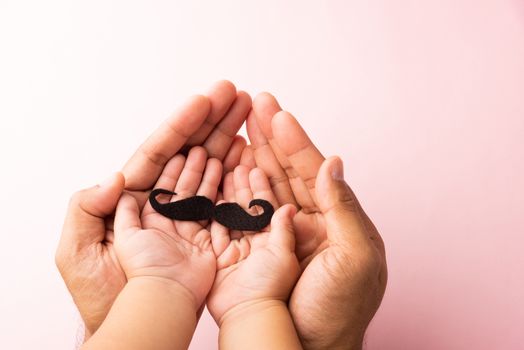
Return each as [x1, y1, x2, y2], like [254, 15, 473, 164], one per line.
[0, 1, 523, 349]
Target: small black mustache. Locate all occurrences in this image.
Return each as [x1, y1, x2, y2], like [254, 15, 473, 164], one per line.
[149, 189, 274, 231]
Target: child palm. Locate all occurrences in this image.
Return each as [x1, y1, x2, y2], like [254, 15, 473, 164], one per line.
[114, 147, 221, 308]
[207, 165, 300, 324]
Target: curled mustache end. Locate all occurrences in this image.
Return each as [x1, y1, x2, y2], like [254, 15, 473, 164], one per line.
[214, 199, 274, 231]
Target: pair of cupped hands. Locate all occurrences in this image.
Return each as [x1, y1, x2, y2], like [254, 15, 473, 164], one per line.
[56, 81, 387, 350]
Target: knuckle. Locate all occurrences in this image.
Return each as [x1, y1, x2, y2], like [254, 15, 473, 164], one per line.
[268, 174, 289, 188]
[338, 189, 358, 212]
[141, 145, 169, 167]
[69, 189, 87, 207]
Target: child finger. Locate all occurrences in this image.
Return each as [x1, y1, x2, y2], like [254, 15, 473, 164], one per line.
[196, 158, 223, 202]
[174, 146, 208, 196]
[267, 204, 298, 252]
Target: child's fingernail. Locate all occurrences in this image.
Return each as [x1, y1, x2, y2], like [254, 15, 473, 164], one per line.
[330, 157, 344, 181]
[99, 173, 118, 188]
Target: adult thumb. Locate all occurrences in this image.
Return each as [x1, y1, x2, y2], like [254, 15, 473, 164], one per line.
[315, 157, 368, 247]
[61, 172, 125, 251]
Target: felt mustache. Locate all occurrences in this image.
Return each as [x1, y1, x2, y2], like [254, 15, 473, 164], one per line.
[149, 188, 274, 231]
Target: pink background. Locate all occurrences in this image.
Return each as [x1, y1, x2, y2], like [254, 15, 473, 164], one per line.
[0, 1, 523, 349]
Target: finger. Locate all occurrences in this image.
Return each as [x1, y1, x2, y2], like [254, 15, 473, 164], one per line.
[222, 135, 247, 173]
[252, 93, 319, 211]
[125, 190, 150, 212]
[122, 95, 211, 190]
[173, 153, 219, 246]
[251, 92, 282, 138]
[153, 154, 186, 191]
[239, 145, 256, 169]
[185, 80, 237, 147]
[315, 157, 370, 247]
[196, 158, 223, 202]
[229, 168, 247, 239]
[141, 155, 187, 232]
[142, 154, 186, 217]
[203, 91, 251, 160]
[216, 238, 250, 269]
[233, 165, 254, 210]
[246, 112, 297, 206]
[114, 193, 142, 237]
[272, 110, 325, 207]
[174, 146, 208, 196]
[222, 172, 235, 203]
[268, 204, 297, 253]
[249, 168, 279, 210]
[60, 172, 125, 252]
[210, 200, 231, 257]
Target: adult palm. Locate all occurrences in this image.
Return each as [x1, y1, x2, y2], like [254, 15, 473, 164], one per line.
[56, 81, 252, 338]
[247, 93, 388, 350]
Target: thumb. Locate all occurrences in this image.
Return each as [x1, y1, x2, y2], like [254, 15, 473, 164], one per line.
[268, 204, 298, 252]
[60, 172, 125, 251]
[315, 157, 368, 247]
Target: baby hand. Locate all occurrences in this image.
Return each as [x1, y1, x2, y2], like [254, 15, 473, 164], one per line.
[207, 165, 300, 324]
[113, 147, 221, 310]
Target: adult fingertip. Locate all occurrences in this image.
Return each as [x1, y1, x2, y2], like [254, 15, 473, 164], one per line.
[253, 91, 278, 108]
[253, 92, 282, 138]
[327, 156, 345, 182]
[185, 94, 211, 116]
[99, 171, 125, 189]
[208, 80, 236, 95]
[232, 134, 247, 145]
[271, 110, 296, 136]
[237, 90, 252, 102]
[315, 156, 359, 217]
[315, 157, 339, 199]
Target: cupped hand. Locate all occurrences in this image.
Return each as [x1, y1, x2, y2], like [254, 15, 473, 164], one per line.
[114, 146, 221, 308]
[246, 93, 388, 350]
[56, 81, 251, 338]
[206, 165, 299, 324]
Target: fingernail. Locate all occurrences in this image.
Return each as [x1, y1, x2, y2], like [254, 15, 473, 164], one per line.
[331, 157, 344, 181]
[99, 173, 117, 188]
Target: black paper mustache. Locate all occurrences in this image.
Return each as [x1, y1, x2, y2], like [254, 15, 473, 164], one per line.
[149, 188, 274, 231]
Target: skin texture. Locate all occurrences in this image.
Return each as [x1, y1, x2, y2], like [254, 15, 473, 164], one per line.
[246, 93, 388, 350]
[82, 277, 197, 350]
[207, 165, 302, 349]
[57, 83, 388, 349]
[55, 80, 251, 338]
[113, 147, 220, 307]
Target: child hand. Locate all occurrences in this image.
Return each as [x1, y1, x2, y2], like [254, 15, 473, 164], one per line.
[113, 146, 221, 310]
[207, 165, 300, 324]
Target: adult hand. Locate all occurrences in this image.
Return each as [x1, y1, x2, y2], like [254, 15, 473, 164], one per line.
[246, 93, 387, 350]
[55, 81, 251, 338]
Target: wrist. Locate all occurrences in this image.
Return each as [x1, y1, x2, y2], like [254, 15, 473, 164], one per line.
[219, 298, 287, 328]
[319, 335, 364, 350]
[219, 299, 302, 350]
[302, 328, 365, 350]
[126, 276, 199, 312]
[83, 276, 198, 350]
